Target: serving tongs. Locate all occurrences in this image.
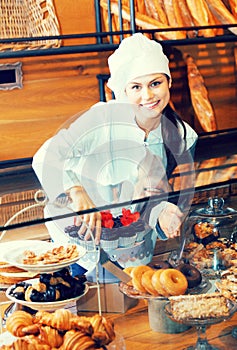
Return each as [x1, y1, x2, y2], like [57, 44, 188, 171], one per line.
[167, 214, 193, 267]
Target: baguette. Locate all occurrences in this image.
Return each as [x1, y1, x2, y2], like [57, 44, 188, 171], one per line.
[100, 0, 186, 40]
[185, 54, 217, 132]
[165, 0, 188, 38]
[186, 0, 217, 37]
[205, 0, 237, 35]
[153, 0, 169, 24]
[213, 155, 237, 182]
[136, 0, 146, 15]
[174, 0, 197, 38]
[163, 0, 179, 27]
[195, 157, 224, 187]
[228, 0, 237, 18]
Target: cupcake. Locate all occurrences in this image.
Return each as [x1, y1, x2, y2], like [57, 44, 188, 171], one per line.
[118, 224, 137, 248]
[64, 225, 95, 251]
[100, 227, 119, 251]
[133, 220, 146, 242]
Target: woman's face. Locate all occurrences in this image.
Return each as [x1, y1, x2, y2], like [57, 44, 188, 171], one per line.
[125, 73, 171, 118]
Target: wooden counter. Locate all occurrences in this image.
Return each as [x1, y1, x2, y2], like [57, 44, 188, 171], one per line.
[1, 284, 237, 349]
[100, 300, 237, 350]
[1, 299, 236, 349]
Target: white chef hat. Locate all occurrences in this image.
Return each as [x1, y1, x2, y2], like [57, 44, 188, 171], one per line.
[107, 33, 171, 102]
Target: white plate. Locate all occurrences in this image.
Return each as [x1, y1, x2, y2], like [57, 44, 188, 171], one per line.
[0, 240, 46, 267]
[2, 240, 86, 273]
[0, 332, 17, 347]
[6, 282, 89, 311]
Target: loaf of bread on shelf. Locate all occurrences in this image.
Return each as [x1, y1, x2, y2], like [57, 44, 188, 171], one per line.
[205, 0, 237, 35]
[185, 54, 217, 132]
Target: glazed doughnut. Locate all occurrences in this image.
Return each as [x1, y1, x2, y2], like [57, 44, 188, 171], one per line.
[159, 268, 188, 296]
[123, 266, 134, 286]
[141, 270, 159, 296]
[123, 266, 134, 276]
[151, 269, 169, 297]
[176, 263, 202, 289]
[131, 265, 153, 293]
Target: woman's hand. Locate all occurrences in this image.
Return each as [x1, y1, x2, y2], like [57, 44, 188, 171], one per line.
[68, 186, 101, 245]
[158, 202, 183, 238]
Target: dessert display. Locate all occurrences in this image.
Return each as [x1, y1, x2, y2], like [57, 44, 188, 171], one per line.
[2, 241, 86, 273]
[22, 244, 79, 266]
[193, 221, 219, 245]
[182, 197, 237, 276]
[120, 263, 203, 298]
[65, 208, 151, 251]
[1, 241, 89, 312]
[165, 292, 237, 349]
[183, 239, 237, 272]
[0, 241, 49, 286]
[1, 308, 115, 349]
[168, 292, 230, 320]
[7, 268, 87, 304]
[215, 266, 237, 301]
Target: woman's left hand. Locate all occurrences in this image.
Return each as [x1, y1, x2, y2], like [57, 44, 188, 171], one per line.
[158, 202, 183, 238]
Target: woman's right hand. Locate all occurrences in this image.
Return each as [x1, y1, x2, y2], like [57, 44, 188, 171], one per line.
[68, 186, 101, 245]
[158, 202, 183, 239]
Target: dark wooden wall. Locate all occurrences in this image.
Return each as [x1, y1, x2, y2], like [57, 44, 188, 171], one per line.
[0, 0, 236, 161]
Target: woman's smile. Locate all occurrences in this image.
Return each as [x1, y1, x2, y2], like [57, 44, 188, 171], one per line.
[140, 100, 161, 109]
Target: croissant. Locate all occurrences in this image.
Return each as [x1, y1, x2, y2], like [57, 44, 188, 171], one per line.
[0, 335, 51, 349]
[34, 309, 93, 335]
[70, 316, 93, 335]
[34, 309, 72, 331]
[61, 330, 96, 350]
[39, 325, 64, 348]
[6, 310, 39, 337]
[90, 315, 115, 346]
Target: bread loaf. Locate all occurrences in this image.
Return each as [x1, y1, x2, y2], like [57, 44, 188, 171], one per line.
[205, 0, 237, 35]
[185, 54, 217, 132]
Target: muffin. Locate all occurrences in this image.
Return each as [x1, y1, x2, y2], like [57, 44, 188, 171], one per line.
[118, 225, 137, 248]
[133, 220, 147, 242]
[64, 225, 95, 251]
[100, 227, 119, 251]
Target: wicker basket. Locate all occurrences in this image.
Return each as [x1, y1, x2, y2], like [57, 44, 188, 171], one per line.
[0, 0, 61, 51]
[0, 189, 44, 227]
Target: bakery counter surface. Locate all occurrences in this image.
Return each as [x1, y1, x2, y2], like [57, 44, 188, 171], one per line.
[0, 299, 236, 350]
[98, 300, 237, 350]
[0, 285, 237, 349]
[110, 304, 237, 350]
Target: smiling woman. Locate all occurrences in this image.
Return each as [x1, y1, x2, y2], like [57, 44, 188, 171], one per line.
[32, 33, 197, 282]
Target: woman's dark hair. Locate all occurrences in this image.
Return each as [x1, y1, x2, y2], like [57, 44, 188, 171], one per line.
[161, 103, 189, 178]
[162, 103, 187, 153]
